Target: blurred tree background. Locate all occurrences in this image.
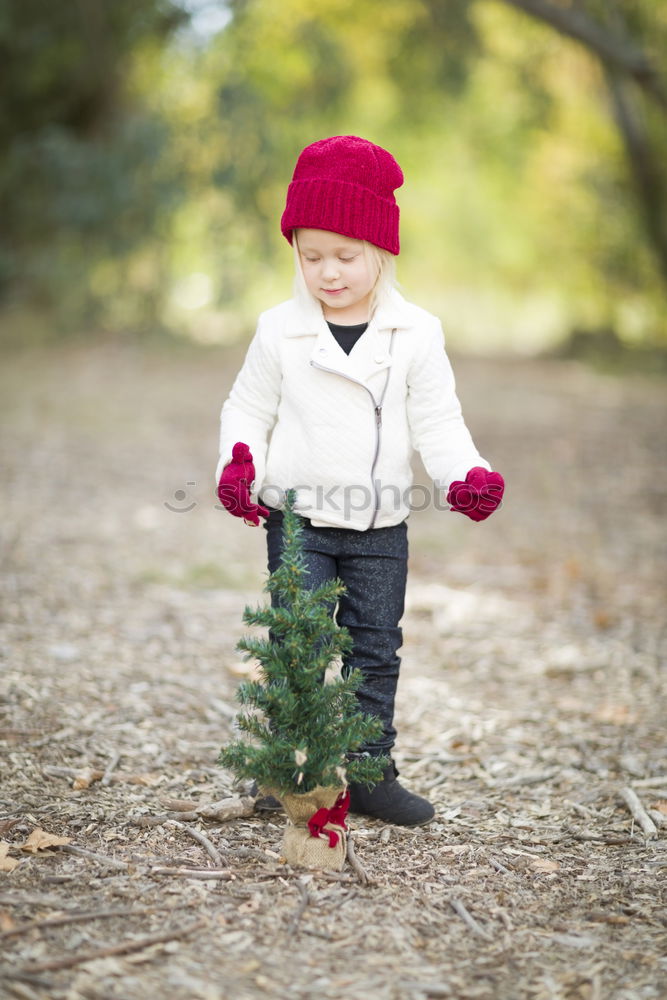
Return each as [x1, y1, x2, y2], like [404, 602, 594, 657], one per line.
[1, 0, 666, 354]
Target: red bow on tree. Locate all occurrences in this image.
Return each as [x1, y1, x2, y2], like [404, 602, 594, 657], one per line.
[307, 790, 351, 848]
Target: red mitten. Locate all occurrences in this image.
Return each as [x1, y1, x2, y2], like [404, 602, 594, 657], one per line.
[447, 467, 504, 522]
[217, 442, 269, 526]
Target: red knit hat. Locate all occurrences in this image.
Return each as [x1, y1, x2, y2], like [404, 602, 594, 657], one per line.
[281, 135, 404, 255]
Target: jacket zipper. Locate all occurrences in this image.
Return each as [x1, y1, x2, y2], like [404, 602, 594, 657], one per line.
[310, 332, 395, 530]
[369, 403, 384, 529]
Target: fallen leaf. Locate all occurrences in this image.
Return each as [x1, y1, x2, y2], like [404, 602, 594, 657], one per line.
[529, 857, 560, 874]
[73, 766, 103, 790]
[123, 773, 160, 787]
[0, 909, 16, 931]
[21, 828, 72, 853]
[0, 819, 20, 836]
[0, 841, 20, 873]
[650, 800, 667, 815]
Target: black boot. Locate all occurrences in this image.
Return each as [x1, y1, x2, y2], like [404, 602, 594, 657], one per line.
[348, 761, 435, 827]
[248, 781, 283, 811]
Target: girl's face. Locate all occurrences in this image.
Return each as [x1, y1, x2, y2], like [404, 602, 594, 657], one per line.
[296, 229, 378, 324]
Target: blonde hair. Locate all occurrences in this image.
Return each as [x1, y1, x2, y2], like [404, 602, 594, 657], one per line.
[292, 232, 396, 319]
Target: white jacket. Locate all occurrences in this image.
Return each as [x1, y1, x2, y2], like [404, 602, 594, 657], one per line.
[217, 289, 489, 531]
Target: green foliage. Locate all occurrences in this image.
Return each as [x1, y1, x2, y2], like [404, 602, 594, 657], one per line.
[219, 496, 387, 795]
[0, 0, 185, 144]
[3, 0, 667, 349]
[0, 0, 186, 326]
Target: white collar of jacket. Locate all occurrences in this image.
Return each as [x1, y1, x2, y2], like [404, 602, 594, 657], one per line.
[284, 287, 412, 337]
[284, 288, 411, 385]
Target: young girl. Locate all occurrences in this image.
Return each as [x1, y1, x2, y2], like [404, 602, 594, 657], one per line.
[216, 135, 504, 826]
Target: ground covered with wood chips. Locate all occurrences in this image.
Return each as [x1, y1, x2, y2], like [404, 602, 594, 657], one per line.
[1, 339, 666, 1000]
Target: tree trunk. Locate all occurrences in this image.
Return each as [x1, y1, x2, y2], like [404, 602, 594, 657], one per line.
[604, 69, 667, 289]
[499, 0, 667, 114]
[495, 0, 667, 296]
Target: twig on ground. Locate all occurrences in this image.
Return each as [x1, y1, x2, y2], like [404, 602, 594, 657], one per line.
[0, 728, 41, 738]
[147, 863, 351, 884]
[160, 798, 199, 812]
[42, 765, 102, 781]
[56, 844, 130, 871]
[496, 768, 559, 788]
[218, 846, 281, 863]
[30, 728, 76, 748]
[449, 898, 493, 942]
[421, 772, 452, 791]
[0, 893, 75, 908]
[564, 798, 596, 818]
[401, 750, 470, 764]
[346, 833, 371, 885]
[0, 975, 55, 996]
[3, 919, 207, 975]
[488, 856, 513, 875]
[165, 820, 223, 867]
[196, 797, 256, 822]
[101, 751, 121, 787]
[256, 868, 352, 883]
[3, 981, 41, 1000]
[568, 832, 632, 844]
[648, 808, 666, 828]
[42, 765, 155, 788]
[287, 878, 310, 935]
[302, 928, 332, 940]
[149, 867, 234, 880]
[0, 904, 196, 941]
[629, 776, 667, 789]
[131, 815, 171, 828]
[620, 786, 659, 838]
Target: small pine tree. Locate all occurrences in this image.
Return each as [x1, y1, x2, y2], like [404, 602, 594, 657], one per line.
[219, 494, 387, 795]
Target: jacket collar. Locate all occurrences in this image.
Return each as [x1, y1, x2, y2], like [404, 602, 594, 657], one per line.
[298, 290, 408, 386]
[284, 287, 412, 338]
[372, 289, 412, 333]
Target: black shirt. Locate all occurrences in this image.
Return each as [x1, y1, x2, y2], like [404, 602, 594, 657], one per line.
[326, 320, 369, 356]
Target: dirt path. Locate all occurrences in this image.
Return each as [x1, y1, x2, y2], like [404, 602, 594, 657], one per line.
[1, 341, 666, 1000]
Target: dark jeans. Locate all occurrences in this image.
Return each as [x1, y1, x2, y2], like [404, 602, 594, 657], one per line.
[264, 509, 408, 756]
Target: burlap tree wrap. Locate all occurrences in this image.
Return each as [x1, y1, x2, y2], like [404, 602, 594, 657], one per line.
[268, 785, 348, 871]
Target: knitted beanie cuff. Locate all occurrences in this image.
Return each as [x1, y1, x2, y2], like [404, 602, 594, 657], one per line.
[281, 177, 400, 255]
